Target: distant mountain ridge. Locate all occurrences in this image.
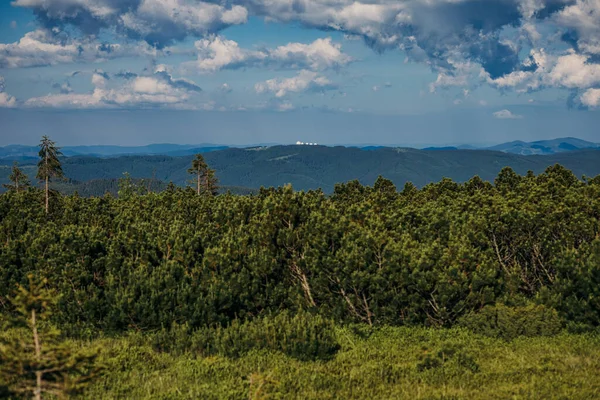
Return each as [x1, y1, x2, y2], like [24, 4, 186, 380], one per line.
[2, 145, 600, 195]
[0, 144, 229, 160]
[484, 137, 600, 155]
[1, 137, 597, 160]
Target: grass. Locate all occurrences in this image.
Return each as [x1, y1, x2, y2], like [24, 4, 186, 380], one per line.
[79, 327, 600, 399]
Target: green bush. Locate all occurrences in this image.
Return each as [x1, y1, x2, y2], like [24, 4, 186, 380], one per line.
[417, 343, 479, 373]
[459, 303, 563, 340]
[152, 311, 340, 361]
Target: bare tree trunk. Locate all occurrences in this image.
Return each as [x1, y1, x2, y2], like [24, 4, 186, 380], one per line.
[32, 309, 42, 400]
[197, 168, 201, 195]
[45, 176, 49, 214]
[45, 148, 49, 214]
[290, 261, 316, 307]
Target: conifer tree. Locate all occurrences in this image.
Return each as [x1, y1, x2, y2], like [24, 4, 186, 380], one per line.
[0, 275, 100, 399]
[3, 161, 31, 192]
[188, 154, 218, 195]
[204, 167, 219, 196]
[36, 136, 64, 213]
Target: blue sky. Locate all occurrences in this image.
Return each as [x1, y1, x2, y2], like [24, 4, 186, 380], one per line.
[1, 0, 599, 146]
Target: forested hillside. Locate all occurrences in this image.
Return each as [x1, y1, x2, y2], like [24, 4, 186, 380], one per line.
[1, 162, 600, 398]
[2, 165, 600, 333]
[2, 146, 600, 195]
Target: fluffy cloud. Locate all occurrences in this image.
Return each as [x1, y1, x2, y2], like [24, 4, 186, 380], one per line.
[13, 0, 567, 75]
[183, 36, 351, 73]
[254, 70, 336, 97]
[555, 0, 600, 55]
[8, 0, 600, 106]
[239, 0, 575, 79]
[0, 76, 17, 108]
[493, 109, 524, 119]
[12, 0, 247, 47]
[52, 81, 74, 94]
[547, 52, 600, 89]
[220, 83, 232, 93]
[0, 28, 154, 68]
[485, 48, 600, 95]
[25, 67, 201, 108]
[580, 88, 600, 108]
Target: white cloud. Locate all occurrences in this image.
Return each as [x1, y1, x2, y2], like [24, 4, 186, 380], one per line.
[555, 0, 600, 55]
[183, 36, 351, 73]
[13, 0, 247, 46]
[277, 102, 294, 111]
[8, 0, 600, 109]
[52, 81, 74, 94]
[493, 109, 523, 119]
[24, 69, 201, 109]
[270, 38, 352, 70]
[254, 70, 336, 97]
[119, 0, 247, 42]
[489, 70, 533, 88]
[132, 76, 173, 94]
[91, 72, 108, 88]
[220, 83, 232, 93]
[547, 52, 600, 89]
[10, 21, 17, 29]
[486, 48, 600, 95]
[0, 29, 155, 68]
[0, 93, 17, 108]
[580, 88, 600, 108]
[0, 76, 17, 108]
[185, 36, 265, 73]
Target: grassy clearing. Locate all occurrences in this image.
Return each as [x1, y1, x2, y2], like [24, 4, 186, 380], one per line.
[80, 327, 600, 399]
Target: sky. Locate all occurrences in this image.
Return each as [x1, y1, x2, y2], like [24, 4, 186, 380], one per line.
[0, 0, 599, 146]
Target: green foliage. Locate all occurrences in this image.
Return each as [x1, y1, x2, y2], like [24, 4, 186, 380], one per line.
[549, 238, 600, 330]
[0, 275, 101, 399]
[36, 135, 65, 213]
[1, 163, 599, 398]
[0, 166, 599, 338]
[416, 343, 480, 373]
[80, 327, 600, 399]
[459, 303, 563, 340]
[36, 135, 64, 183]
[152, 311, 340, 361]
[3, 161, 31, 193]
[188, 153, 218, 195]
[116, 172, 154, 198]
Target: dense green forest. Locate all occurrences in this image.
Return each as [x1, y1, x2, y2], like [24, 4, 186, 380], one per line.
[3, 145, 600, 194]
[1, 147, 600, 397]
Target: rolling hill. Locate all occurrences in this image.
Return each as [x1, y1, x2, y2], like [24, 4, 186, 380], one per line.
[0, 144, 228, 160]
[2, 145, 600, 195]
[485, 137, 600, 155]
[2, 137, 599, 160]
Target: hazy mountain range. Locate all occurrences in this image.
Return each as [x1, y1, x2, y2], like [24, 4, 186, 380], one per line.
[0, 137, 598, 160]
[422, 137, 600, 154]
[0, 143, 229, 160]
[2, 144, 600, 195]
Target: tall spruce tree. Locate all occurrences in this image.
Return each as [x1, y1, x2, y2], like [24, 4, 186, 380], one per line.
[36, 136, 64, 213]
[3, 161, 31, 192]
[188, 154, 218, 195]
[0, 275, 100, 399]
[204, 167, 219, 196]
